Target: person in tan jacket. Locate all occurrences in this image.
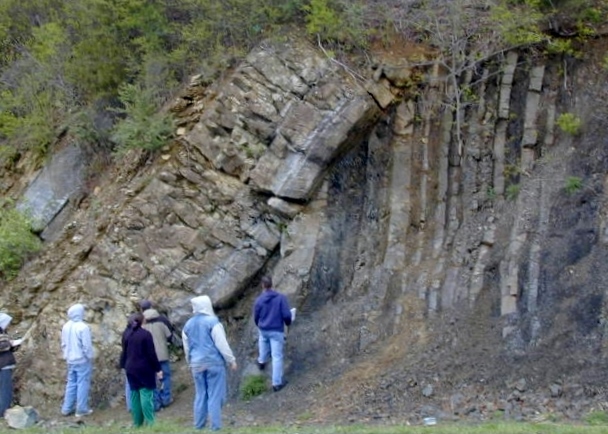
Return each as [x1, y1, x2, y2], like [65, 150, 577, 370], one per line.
[142, 304, 172, 411]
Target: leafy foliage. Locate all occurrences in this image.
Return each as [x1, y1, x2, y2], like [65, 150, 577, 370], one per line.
[240, 374, 267, 400]
[556, 113, 582, 135]
[0, 0, 605, 166]
[491, 1, 546, 47]
[564, 176, 583, 194]
[0, 202, 41, 280]
[110, 84, 174, 154]
[506, 184, 521, 201]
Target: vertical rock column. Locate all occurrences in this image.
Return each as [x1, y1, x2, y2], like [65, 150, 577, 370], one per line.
[523, 66, 546, 318]
[493, 52, 518, 315]
[459, 67, 498, 305]
[384, 101, 415, 272]
[493, 52, 518, 197]
[499, 63, 545, 319]
[417, 62, 442, 310]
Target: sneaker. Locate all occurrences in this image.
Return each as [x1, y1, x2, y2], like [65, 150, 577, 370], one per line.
[272, 382, 288, 392]
[257, 361, 266, 371]
[75, 409, 93, 417]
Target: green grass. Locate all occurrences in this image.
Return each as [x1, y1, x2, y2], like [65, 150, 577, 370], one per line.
[240, 374, 267, 401]
[14, 420, 608, 434]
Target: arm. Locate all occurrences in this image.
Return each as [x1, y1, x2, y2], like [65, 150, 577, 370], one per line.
[119, 335, 128, 369]
[182, 330, 190, 363]
[60, 327, 67, 358]
[145, 334, 161, 373]
[253, 302, 260, 327]
[210, 323, 236, 369]
[281, 296, 292, 327]
[162, 323, 172, 342]
[80, 325, 94, 361]
[160, 316, 175, 341]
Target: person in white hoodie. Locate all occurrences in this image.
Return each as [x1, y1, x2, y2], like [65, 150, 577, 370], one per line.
[182, 296, 237, 431]
[60, 303, 94, 417]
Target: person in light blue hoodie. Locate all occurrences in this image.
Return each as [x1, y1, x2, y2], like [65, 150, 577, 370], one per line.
[182, 296, 237, 431]
[60, 303, 94, 418]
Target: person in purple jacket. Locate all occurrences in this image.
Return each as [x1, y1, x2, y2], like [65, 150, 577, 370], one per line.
[253, 276, 292, 392]
[120, 313, 162, 427]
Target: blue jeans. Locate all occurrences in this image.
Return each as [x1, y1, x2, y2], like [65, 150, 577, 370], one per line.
[192, 365, 226, 430]
[61, 361, 92, 415]
[258, 330, 285, 387]
[0, 368, 13, 417]
[154, 361, 172, 411]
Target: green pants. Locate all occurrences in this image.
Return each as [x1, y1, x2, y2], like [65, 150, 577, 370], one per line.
[130, 388, 155, 427]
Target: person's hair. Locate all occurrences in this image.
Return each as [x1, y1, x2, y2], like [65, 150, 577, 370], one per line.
[129, 312, 144, 328]
[261, 275, 273, 289]
[138, 300, 152, 311]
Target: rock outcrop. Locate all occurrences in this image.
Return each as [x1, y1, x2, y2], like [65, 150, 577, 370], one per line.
[2, 36, 608, 422]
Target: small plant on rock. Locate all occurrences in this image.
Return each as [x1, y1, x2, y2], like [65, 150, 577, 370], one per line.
[240, 374, 267, 401]
[0, 202, 41, 280]
[506, 184, 520, 201]
[487, 187, 497, 201]
[556, 113, 582, 135]
[564, 176, 583, 195]
[110, 83, 175, 154]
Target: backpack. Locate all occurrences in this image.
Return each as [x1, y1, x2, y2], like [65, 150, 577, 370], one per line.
[0, 334, 11, 352]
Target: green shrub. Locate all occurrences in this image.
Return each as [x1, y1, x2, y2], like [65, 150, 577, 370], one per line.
[303, 0, 367, 48]
[304, 0, 342, 40]
[506, 184, 520, 201]
[110, 83, 174, 154]
[0, 203, 41, 280]
[546, 38, 578, 57]
[240, 375, 267, 400]
[564, 176, 583, 195]
[487, 187, 497, 201]
[491, 1, 546, 47]
[556, 113, 582, 135]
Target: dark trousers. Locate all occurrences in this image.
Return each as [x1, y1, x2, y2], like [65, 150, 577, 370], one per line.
[0, 368, 13, 417]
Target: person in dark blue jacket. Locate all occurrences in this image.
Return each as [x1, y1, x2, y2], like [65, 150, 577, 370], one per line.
[253, 275, 292, 392]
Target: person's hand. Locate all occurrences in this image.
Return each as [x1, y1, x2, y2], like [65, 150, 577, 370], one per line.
[229, 362, 237, 371]
[157, 371, 163, 380]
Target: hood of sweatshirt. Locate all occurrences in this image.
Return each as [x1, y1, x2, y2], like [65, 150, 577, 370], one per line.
[191, 295, 215, 316]
[0, 313, 12, 331]
[67, 304, 85, 322]
[258, 290, 280, 305]
[143, 308, 160, 320]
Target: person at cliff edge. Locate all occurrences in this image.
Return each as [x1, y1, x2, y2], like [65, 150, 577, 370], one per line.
[0, 313, 22, 417]
[182, 295, 237, 431]
[60, 303, 94, 418]
[253, 275, 292, 392]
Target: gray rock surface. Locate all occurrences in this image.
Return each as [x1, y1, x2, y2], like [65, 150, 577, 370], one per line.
[5, 405, 39, 429]
[1, 36, 608, 426]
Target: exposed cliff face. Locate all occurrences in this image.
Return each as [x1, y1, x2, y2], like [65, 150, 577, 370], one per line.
[3, 37, 608, 421]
